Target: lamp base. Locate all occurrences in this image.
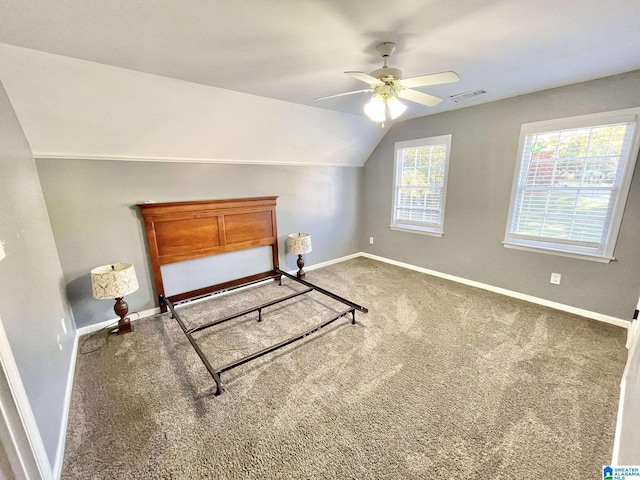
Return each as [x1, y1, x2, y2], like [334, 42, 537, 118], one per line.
[114, 297, 134, 335]
[296, 254, 305, 278]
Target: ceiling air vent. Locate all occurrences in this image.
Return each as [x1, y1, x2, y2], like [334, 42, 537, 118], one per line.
[450, 89, 487, 104]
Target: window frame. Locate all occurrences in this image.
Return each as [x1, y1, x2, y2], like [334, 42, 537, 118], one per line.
[390, 134, 452, 237]
[503, 108, 640, 263]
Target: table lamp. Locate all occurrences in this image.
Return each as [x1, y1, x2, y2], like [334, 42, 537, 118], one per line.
[288, 232, 312, 278]
[91, 263, 139, 335]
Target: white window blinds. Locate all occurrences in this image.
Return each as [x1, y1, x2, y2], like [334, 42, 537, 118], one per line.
[392, 135, 451, 235]
[504, 109, 640, 261]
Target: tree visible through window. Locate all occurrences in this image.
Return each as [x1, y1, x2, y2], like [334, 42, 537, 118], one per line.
[504, 109, 640, 261]
[392, 135, 451, 235]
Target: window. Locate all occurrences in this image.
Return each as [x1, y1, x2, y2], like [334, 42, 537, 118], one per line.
[391, 135, 452, 236]
[504, 108, 640, 262]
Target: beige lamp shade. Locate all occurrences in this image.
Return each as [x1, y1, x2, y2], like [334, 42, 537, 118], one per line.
[91, 263, 139, 300]
[288, 232, 312, 255]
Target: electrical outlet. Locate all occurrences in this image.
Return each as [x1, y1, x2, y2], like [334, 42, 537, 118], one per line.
[0, 241, 5, 261]
[57, 334, 63, 352]
[369, 237, 374, 245]
[61, 318, 67, 336]
[550, 273, 561, 285]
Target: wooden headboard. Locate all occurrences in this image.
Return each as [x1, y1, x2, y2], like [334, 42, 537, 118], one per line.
[138, 196, 279, 304]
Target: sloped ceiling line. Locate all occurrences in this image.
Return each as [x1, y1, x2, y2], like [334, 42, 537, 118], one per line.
[0, 44, 385, 167]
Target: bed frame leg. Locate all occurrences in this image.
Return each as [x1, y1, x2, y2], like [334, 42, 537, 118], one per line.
[258, 308, 263, 322]
[351, 309, 356, 325]
[207, 369, 224, 396]
[214, 381, 223, 396]
[159, 295, 174, 318]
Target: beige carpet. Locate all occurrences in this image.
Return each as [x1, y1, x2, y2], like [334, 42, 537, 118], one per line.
[62, 258, 627, 479]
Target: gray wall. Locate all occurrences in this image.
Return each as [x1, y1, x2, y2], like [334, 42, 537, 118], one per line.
[0, 82, 75, 468]
[360, 70, 640, 320]
[35, 160, 362, 328]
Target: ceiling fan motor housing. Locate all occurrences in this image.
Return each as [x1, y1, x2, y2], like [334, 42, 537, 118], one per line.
[372, 42, 401, 82]
[370, 66, 402, 82]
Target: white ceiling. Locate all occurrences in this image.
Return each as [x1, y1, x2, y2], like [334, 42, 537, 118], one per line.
[2, 0, 640, 121]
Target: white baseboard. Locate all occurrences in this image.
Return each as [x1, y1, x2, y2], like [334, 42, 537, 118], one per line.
[358, 252, 630, 329]
[295, 252, 362, 275]
[52, 333, 78, 479]
[75, 307, 161, 337]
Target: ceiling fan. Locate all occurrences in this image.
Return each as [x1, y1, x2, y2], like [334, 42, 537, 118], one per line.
[315, 42, 460, 124]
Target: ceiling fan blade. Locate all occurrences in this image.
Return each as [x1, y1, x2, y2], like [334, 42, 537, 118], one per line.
[400, 71, 460, 89]
[397, 88, 443, 107]
[345, 71, 385, 86]
[314, 88, 374, 101]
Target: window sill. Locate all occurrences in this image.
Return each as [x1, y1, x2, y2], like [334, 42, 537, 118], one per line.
[502, 242, 614, 263]
[390, 225, 443, 238]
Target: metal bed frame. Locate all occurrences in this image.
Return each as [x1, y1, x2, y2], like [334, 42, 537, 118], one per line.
[160, 269, 367, 395]
[138, 197, 368, 395]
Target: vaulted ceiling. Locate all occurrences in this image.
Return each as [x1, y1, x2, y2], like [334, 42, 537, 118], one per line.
[1, 0, 639, 166]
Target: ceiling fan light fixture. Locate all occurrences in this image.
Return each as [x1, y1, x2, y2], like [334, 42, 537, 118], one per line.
[386, 96, 407, 120]
[364, 93, 407, 123]
[364, 94, 386, 122]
